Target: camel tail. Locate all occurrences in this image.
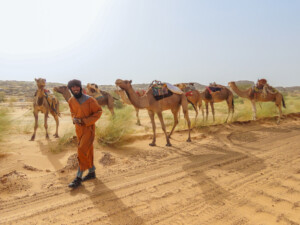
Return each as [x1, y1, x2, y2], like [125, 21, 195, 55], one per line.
[180, 94, 189, 113]
[282, 96, 286, 108]
[187, 99, 196, 112]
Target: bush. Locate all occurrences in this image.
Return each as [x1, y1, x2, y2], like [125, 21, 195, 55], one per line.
[49, 130, 76, 153]
[96, 106, 134, 147]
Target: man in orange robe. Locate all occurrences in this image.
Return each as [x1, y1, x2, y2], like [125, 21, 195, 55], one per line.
[67, 79, 102, 188]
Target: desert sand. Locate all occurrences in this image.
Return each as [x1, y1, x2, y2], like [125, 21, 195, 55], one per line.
[0, 106, 300, 225]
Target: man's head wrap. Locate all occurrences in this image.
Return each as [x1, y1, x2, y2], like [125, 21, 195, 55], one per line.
[68, 79, 83, 99]
[67, 79, 82, 89]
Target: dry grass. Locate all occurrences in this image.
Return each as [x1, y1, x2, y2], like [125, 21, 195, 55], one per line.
[49, 129, 76, 153]
[96, 106, 135, 147]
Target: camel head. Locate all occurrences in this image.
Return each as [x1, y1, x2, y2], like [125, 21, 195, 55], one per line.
[228, 81, 235, 87]
[35, 78, 46, 89]
[86, 83, 100, 95]
[53, 85, 68, 94]
[115, 79, 132, 90]
[174, 83, 187, 91]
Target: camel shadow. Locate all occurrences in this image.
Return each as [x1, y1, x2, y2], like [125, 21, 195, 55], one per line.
[37, 140, 67, 171]
[70, 178, 145, 225]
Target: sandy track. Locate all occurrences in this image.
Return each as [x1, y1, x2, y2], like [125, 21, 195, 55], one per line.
[1, 113, 300, 224]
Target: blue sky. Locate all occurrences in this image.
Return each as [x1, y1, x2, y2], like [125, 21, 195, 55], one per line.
[0, 0, 299, 86]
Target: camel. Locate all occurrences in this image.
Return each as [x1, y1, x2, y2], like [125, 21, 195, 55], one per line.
[201, 84, 234, 123]
[85, 83, 116, 116]
[115, 79, 191, 146]
[174, 83, 204, 122]
[228, 81, 286, 123]
[31, 78, 59, 141]
[114, 89, 145, 125]
[53, 85, 71, 102]
[53, 84, 116, 116]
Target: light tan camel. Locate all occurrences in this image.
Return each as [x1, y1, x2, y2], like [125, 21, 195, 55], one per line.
[54, 84, 116, 116]
[115, 79, 191, 146]
[201, 84, 234, 123]
[228, 81, 286, 123]
[174, 83, 204, 122]
[31, 78, 59, 141]
[114, 89, 145, 125]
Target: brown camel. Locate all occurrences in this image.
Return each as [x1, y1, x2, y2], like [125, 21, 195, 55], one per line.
[228, 81, 286, 123]
[115, 79, 191, 146]
[53, 85, 71, 102]
[114, 89, 145, 125]
[54, 84, 116, 116]
[174, 83, 204, 122]
[86, 83, 115, 116]
[201, 84, 234, 123]
[31, 78, 59, 141]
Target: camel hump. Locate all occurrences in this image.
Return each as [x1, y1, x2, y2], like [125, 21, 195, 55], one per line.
[45, 93, 60, 115]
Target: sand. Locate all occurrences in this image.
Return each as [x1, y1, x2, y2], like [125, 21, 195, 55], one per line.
[0, 107, 300, 225]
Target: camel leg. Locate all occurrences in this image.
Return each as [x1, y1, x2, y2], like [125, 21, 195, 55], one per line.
[210, 102, 215, 123]
[181, 95, 191, 142]
[157, 112, 171, 146]
[108, 96, 115, 116]
[168, 107, 180, 138]
[108, 106, 115, 116]
[148, 111, 156, 146]
[44, 113, 49, 139]
[276, 100, 282, 124]
[53, 114, 59, 138]
[193, 102, 198, 124]
[135, 107, 141, 126]
[205, 102, 209, 122]
[251, 101, 257, 120]
[231, 98, 235, 122]
[30, 111, 38, 141]
[199, 101, 205, 122]
[225, 99, 232, 123]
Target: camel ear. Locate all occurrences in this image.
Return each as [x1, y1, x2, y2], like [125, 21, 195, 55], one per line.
[129, 80, 132, 84]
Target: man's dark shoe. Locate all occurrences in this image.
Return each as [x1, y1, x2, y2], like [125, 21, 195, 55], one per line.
[68, 177, 82, 188]
[82, 172, 96, 181]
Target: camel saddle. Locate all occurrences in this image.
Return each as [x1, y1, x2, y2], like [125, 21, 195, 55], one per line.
[150, 80, 183, 100]
[152, 84, 172, 100]
[44, 91, 60, 116]
[252, 79, 278, 98]
[206, 84, 222, 94]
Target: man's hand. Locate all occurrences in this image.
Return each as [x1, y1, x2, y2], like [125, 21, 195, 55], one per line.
[73, 118, 83, 125]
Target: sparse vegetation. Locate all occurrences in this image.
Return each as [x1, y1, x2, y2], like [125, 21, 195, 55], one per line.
[96, 106, 134, 147]
[0, 92, 5, 102]
[49, 130, 76, 153]
[0, 108, 11, 142]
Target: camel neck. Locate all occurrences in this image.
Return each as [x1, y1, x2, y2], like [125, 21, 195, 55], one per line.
[229, 83, 251, 99]
[124, 87, 149, 109]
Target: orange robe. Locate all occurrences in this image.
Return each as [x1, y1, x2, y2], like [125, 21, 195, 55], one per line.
[68, 96, 102, 171]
